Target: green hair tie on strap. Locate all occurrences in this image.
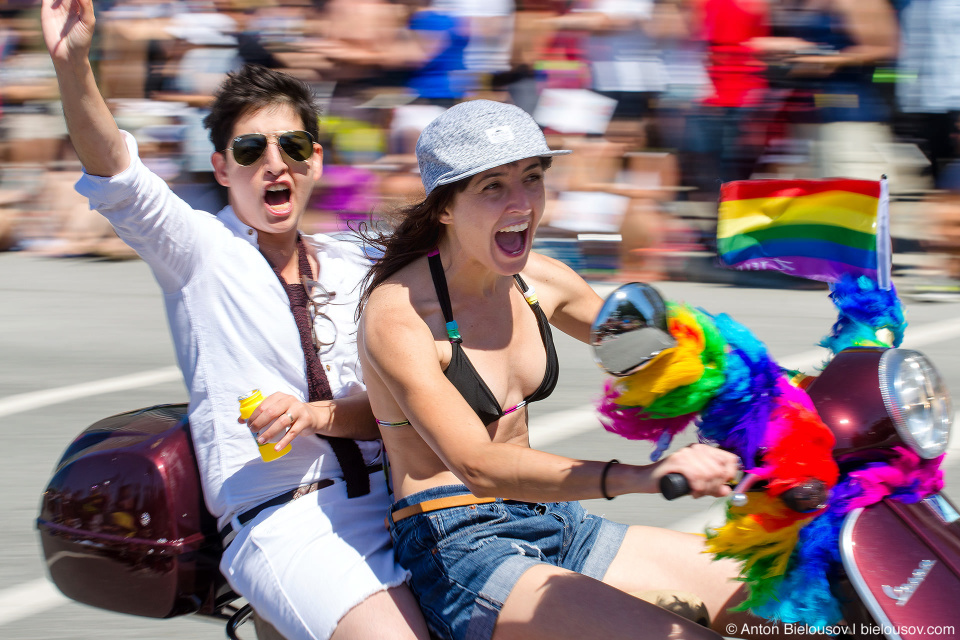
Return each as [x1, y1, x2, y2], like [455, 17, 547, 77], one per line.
[446, 320, 462, 342]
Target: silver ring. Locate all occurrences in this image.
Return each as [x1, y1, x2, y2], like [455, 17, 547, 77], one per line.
[286, 412, 296, 425]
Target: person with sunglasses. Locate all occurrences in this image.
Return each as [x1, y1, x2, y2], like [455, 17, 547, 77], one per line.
[41, 2, 429, 639]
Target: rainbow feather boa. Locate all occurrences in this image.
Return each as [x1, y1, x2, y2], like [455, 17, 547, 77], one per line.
[597, 274, 944, 627]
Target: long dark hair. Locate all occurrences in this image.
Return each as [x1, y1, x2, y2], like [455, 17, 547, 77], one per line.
[357, 180, 467, 315]
[358, 157, 554, 316]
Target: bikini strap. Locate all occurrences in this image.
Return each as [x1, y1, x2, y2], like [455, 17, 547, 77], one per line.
[513, 271, 560, 404]
[427, 250, 462, 343]
[513, 273, 539, 307]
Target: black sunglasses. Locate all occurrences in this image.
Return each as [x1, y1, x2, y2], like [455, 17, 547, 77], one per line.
[224, 130, 315, 166]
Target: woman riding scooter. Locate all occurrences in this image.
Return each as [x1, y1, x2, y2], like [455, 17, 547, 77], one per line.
[357, 99, 796, 640]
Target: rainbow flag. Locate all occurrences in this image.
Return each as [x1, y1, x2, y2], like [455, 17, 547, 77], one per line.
[717, 178, 891, 288]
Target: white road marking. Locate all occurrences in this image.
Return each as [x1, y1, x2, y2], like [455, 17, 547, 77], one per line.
[0, 366, 180, 417]
[900, 317, 960, 350]
[4, 318, 960, 628]
[0, 578, 68, 627]
[529, 406, 601, 449]
[665, 498, 731, 534]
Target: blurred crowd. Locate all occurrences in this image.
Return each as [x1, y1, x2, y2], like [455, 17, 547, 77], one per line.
[2, 0, 960, 294]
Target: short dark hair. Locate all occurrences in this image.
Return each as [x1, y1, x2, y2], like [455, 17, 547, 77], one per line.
[203, 65, 321, 154]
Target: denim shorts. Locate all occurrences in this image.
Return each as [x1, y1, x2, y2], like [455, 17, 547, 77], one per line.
[388, 485, 628, 640]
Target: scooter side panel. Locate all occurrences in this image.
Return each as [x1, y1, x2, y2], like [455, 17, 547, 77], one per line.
[36, 405, 225, 618]
[840, 497, 960, 640]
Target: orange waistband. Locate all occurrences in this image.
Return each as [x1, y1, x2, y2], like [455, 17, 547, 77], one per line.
[389, 494, 497, 525]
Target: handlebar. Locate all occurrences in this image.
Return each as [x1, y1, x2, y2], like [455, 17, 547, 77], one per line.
[660, 471, 827, 513]
[659, 473, 691, 500]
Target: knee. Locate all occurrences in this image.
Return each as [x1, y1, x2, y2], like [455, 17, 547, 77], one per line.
[332, 587, 430, 640]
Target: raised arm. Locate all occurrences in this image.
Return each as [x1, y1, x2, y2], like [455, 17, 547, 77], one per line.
[41, 0, 129, 177]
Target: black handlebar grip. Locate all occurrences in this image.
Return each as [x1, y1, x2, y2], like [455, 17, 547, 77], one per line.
[660, 473, 691, 500]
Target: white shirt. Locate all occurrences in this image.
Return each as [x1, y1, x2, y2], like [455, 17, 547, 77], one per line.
[76, 132, 381, 529]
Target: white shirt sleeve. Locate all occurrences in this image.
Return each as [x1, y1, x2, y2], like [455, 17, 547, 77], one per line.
[74, 130, 215, 292]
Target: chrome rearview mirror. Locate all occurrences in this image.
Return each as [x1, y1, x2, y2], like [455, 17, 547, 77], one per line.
[591, 282, 676, 377]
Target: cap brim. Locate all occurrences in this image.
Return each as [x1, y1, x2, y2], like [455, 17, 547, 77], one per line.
[433, 149, 572, 189]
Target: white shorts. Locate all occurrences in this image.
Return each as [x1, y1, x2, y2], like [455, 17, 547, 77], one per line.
[221, 471, 410, 640]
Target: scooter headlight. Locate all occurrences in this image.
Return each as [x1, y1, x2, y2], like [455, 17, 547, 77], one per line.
[879, 349, 953, 459]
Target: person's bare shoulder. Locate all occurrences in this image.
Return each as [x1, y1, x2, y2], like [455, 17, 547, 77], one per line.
[521, 251, 586, 301]
[368, 257, 440, 318]
[361, 257, 440, 353]
[523, 249, 576, 280]
[521, 250, 602, 340]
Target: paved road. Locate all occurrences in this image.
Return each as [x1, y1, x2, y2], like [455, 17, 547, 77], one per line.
[2, 252, 959, 639]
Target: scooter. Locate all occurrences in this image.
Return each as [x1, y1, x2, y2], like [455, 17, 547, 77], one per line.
[35, 286, 960, 640]
[591, 282, 960, 640]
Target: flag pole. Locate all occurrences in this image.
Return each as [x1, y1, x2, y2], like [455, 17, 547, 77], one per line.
[877, 175, 892, 290]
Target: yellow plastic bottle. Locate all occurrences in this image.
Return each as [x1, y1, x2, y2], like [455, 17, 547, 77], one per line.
[238, 389, 292, 462]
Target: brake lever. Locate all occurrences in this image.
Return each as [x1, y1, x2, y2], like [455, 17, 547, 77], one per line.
[730, 473, 762, 507]
[729, 474, 828, 513]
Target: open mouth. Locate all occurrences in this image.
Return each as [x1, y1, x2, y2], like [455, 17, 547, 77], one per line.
[264, 184, 292, 216]
[495, 221, 529, 256]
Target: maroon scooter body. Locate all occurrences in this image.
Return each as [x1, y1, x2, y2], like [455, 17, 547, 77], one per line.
[806, 347, 960, 639]
[35, 404, 233, 619]
[837, 497, 960, 640]
[805, 347, 903, 460]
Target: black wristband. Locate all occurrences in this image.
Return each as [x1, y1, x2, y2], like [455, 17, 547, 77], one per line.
[601, 459, 620, 500]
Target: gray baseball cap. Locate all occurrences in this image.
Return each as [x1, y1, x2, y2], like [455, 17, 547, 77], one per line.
[416, 100, 571, 196]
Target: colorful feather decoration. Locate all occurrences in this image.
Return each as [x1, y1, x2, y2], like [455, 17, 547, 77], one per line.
[750, 482, 853, 626]
[820, 274, 906, 355]
[595, 273, 944, 628]
[846, 446, 944, 509]
[697, 313, 782, 465]
[706, 492, 810, 610]
[751, 380, 838, 497]
[609, 304, 727, 414]
[596, 304, 727, 458]
[753, 448, 944, 626]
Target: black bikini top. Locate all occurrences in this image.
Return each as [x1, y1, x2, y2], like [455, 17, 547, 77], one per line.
[425, 250, 559, 426]
[375, 251, 561, 430]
